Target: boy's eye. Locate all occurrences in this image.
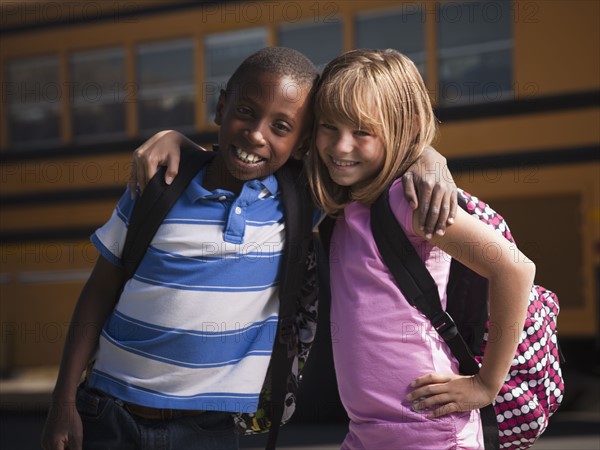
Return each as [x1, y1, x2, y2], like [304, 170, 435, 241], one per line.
[273, 122, 291, 133]
[236, 106, 252, 116]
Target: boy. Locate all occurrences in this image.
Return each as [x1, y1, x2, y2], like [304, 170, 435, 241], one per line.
[42, 47, 455, 450]
[42, 46, 317, 450]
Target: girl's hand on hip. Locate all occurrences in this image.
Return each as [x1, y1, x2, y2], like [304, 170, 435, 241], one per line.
[405, 372, 496, 418]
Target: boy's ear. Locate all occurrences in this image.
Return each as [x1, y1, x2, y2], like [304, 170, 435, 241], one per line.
[214, 89, 227, 126]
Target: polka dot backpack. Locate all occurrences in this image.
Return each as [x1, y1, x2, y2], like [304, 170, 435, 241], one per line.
[371, 187, 565, 450]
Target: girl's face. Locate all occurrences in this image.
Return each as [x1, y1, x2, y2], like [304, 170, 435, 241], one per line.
[315, 118, 386, 188]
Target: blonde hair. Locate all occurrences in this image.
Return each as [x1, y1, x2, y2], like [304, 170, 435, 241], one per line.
[307, 49, 437, 216]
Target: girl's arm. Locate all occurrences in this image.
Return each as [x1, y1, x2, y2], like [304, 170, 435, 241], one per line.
[403, 146, 458, 239]
[41, 256, 125, 450]
[405, 208, 535, 418]
[128, 130, 205, 196]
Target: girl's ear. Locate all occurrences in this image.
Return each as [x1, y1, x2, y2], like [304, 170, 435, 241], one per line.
[214, 89, 227, 126]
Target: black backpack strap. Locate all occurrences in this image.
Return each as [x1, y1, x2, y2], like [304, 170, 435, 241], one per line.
[276, 160, 312, 310]
[370, 184, 498, 450]
[122, 149, 214, 280]
[480, 405, 501, 450]
[266, 160, 312, 450]
[370, 186, 479, 375]
[317, 216, 336, 256]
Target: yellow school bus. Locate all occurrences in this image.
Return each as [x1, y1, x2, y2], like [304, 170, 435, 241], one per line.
[1, 1, 598, 376]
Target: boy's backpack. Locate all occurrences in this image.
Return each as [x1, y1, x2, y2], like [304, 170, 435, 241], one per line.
[370, 186, 564, 450]
[122, 148, 318, 450]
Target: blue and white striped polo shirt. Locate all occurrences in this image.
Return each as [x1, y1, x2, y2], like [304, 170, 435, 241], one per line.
[88, 166, 286, 413]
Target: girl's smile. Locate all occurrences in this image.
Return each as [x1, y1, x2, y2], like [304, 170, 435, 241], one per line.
[330, 156, 359, 168]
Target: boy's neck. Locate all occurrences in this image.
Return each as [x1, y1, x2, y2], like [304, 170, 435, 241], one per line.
[203, 151, 245, 195]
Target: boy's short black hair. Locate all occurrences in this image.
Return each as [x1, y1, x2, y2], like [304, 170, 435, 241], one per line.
[226, 46, 318, 94]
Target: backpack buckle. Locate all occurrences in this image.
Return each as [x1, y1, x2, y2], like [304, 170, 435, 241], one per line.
[431, 311, 458, 341]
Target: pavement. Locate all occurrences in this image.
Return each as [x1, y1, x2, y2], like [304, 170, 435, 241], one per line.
[0, 365, 598, 450]
[1, 410, 597, 450]
[239, 414, 600, 449]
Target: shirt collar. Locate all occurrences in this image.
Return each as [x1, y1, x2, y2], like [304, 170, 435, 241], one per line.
[186, 164, 279, 203]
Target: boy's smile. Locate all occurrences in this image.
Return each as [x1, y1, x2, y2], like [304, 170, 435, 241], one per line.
[207, 71, 311, 193]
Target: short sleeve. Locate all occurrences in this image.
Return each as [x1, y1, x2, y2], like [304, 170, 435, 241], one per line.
[388, 178, 417, 237]
[387, 178, 448, 278]
[91, 187, 137, 267]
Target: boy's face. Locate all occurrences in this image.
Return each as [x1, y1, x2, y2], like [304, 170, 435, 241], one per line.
[214, 71, 311, 181]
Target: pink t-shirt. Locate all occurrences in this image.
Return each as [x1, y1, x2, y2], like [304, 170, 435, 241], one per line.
[330, 179, 483, 450]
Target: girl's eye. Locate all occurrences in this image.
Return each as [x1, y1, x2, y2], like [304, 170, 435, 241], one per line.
[320, 123, 337, 131]
[354, 130, 371, 137]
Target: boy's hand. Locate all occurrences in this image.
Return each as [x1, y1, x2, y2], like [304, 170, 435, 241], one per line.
[403, 146, 457, 239]
[128, 130, 187, 197]
[41, 402, 83, 450]
[405, 373, 496, 419]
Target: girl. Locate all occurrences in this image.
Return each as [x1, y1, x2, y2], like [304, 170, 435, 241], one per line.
[308, 49, 534, 449]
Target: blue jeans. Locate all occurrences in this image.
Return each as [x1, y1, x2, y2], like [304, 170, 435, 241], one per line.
[76, 384, 239, 450]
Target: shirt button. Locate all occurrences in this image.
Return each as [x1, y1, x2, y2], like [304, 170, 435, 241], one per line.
[218, 196, 227, 201]
[235, 206, 242, 215]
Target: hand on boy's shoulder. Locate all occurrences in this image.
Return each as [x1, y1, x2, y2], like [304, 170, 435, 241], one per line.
[129, 130, 207, 196]
[402, 146, 457, 239]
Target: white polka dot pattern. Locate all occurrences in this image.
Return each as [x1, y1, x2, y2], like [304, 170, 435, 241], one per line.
[461, 189, 565, 450]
